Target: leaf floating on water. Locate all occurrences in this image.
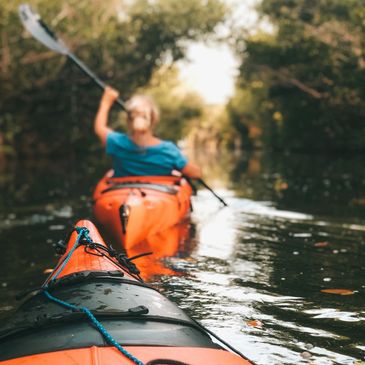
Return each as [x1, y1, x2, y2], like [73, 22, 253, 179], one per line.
[279, 182, 288, 190]
[320, 289, 355, 295]
[246, 320, 263, 328]
[314, 241, 330, 248]
[300, 351, 311, 360]
[49, 225, 65, 231]
[350, 198, 365, 206]
[274, 180, 288, 192]
[43, 268, 53, 274]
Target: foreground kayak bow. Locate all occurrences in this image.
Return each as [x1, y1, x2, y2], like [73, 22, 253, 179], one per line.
[0, 220, 254, 365]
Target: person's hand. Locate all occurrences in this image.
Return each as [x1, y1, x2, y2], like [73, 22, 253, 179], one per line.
[101, 86, 120, 107]
[171, 169, 182, 177]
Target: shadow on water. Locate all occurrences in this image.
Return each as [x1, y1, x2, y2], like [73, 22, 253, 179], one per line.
[0, 150, 365, 364]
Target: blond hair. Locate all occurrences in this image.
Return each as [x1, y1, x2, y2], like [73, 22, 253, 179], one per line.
[126, 95, 160, 132]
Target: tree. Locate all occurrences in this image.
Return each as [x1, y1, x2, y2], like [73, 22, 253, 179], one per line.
[0, 0, 227, 156]
[230, 0, 365, 151]
[139, 66, 205, 142]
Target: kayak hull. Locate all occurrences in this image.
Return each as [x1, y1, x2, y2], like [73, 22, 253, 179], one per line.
[93, 172, 193, 249]
[3, 346, 250, 365]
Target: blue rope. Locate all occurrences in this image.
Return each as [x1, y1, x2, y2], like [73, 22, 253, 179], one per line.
[50, 227, 91, 282]
[43, 290, 145, 365]
[43, 227, 145, 365]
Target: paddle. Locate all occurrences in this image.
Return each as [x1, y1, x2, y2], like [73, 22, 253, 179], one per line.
[183, 175, 228, 207]
[18, 4, 126, 111]
[197, 178, 228, 207]
[19, 4, 229, 207]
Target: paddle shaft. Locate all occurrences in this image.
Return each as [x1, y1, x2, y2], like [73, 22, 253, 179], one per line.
[67, 53, 126, 111]
[197, 178, 228, 207]
[183, 175, 228, 207]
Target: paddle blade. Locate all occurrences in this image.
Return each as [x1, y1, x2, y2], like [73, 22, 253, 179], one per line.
[19, 4, 69, 55]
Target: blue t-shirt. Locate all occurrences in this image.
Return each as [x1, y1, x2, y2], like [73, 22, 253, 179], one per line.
[106, 131, 188, 177]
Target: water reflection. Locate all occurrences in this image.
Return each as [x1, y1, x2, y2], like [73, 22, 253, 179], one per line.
[0, 151, 365, 364]
[190, 148, 365, 218]
[126, 220, 197, 281]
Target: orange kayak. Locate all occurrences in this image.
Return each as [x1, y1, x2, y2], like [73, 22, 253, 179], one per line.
[0, 220, 253, 365]
[93, 171, 193, 249]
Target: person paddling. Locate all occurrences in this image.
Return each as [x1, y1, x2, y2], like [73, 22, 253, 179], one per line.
[94, 86, 202, 179]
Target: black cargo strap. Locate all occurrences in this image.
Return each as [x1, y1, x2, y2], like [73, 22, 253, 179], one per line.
[0, 314, 217, 343]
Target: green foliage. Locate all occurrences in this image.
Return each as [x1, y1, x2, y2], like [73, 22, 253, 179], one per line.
[230, 0, 365, 151]
[0, 0, 227, 156]
[139, 66, 205, 142]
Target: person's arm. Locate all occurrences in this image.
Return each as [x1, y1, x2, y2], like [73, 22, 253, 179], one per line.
[94, 86, 120, 146]
[181, 161, 202, 179]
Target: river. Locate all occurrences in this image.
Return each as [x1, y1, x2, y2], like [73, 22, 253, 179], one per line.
[0, 150, 364, 364]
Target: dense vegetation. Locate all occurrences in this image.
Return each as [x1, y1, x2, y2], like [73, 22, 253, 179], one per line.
[0, 0, 226, 156]
[228, 0, 365, 151]
[140, 66, 205, 142]
[2, 0, 365, 156]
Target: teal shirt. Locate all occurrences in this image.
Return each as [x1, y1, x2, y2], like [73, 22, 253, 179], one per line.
[106, 131, 188, 177]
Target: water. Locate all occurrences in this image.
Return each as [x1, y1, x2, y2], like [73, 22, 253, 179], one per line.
[0, 151, 364, 364]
